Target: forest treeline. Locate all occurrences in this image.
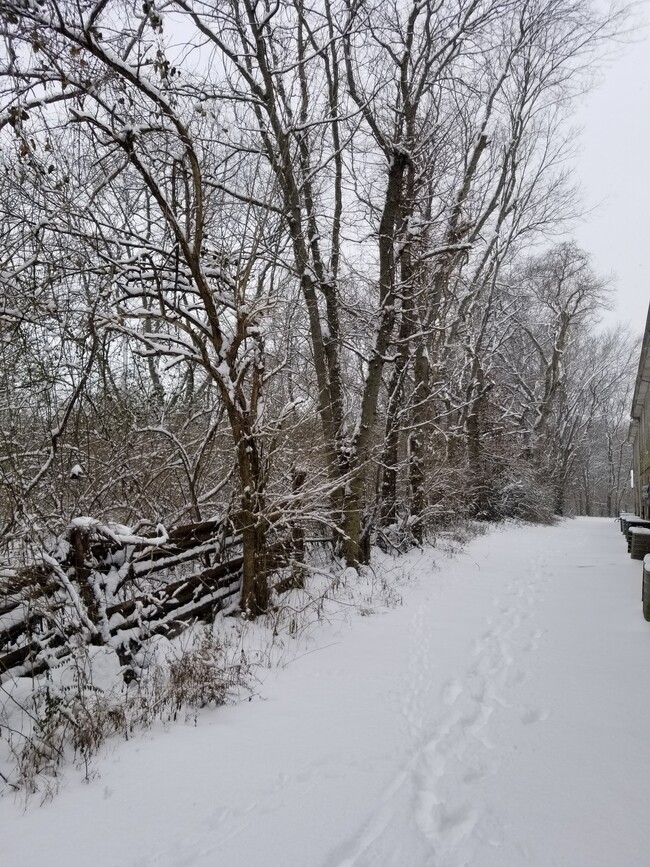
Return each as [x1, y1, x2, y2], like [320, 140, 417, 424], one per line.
[0, 0, 637, 616]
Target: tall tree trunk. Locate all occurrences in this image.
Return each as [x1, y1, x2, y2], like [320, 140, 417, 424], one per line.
[379, 162, 416, 527]
[236, 442, 269, 618]
[340, 150, 406, 564]
[409, 345, 431, 540]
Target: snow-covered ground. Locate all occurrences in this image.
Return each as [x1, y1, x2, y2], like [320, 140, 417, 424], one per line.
[2, 517, 649, 867]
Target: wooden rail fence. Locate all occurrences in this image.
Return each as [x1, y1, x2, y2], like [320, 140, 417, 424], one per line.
[1, 511, 305, 683]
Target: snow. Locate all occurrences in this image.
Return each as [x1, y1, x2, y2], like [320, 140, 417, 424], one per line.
[69, 516, 99, 530]
[2, 518, 649, 867]
[0, 603, 29, 630]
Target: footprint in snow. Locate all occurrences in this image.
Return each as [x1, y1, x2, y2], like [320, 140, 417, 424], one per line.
[520, 706, 550, 725]
[442, 677, 463, 706]
[462, 760, 498, 785]
[509, 668, 532, 686]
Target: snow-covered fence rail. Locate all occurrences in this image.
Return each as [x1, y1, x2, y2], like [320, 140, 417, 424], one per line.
[0, 512, 299, 683]
[0, 500, 321, 683]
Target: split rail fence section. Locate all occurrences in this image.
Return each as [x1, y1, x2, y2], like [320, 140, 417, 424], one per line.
[0, 512, 306, 683]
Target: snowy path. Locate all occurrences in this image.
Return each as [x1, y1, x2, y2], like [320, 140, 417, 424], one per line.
[3, 518, 650, 867]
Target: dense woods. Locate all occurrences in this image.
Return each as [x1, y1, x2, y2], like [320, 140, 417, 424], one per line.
[0, 0, 637, 784]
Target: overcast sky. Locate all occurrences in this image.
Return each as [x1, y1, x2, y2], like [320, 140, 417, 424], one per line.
[571, 23, 650, 335]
